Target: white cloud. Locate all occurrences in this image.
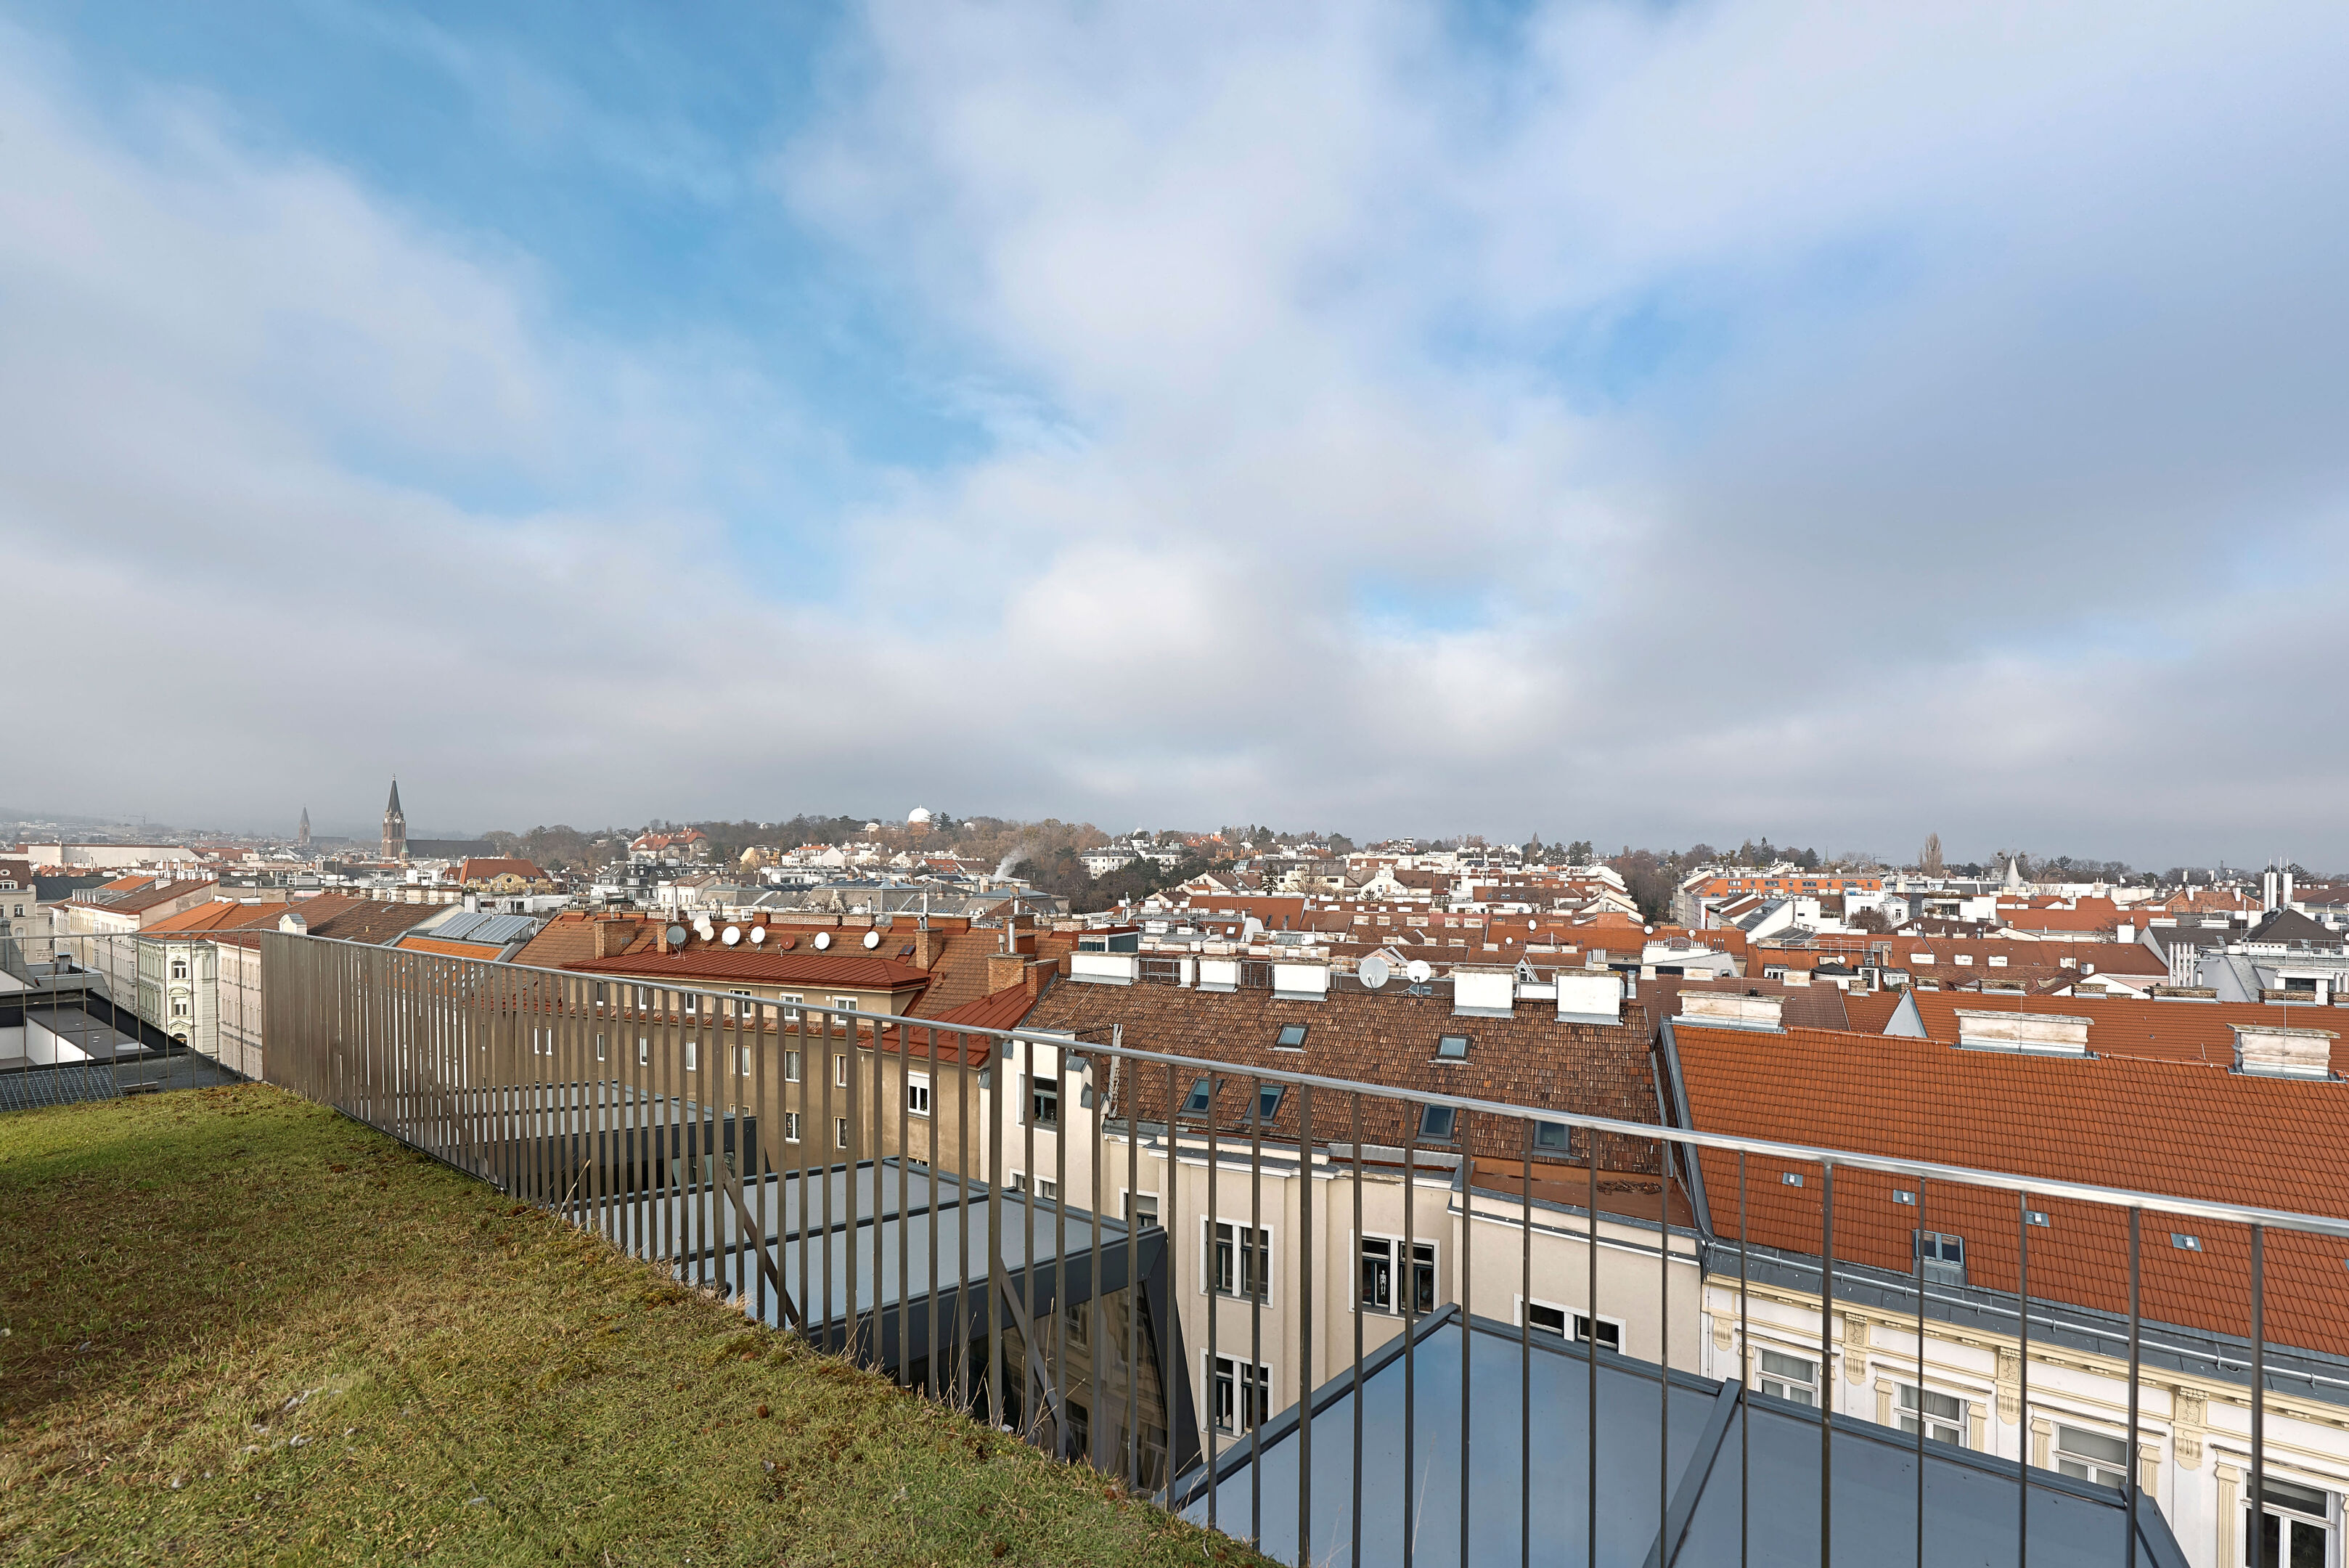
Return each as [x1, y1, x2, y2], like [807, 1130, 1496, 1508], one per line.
[5, 4, 2348, 866]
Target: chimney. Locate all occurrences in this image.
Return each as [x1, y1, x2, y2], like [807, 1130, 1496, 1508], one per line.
[1954, 1010, 2090, 1055]
[910, 927, 940, 970]
[1678, 989, 1781, 1030]
[592, 916, 634, 960]
[986, 951, 1029, 995]
[2234, 1025, 2334, 1080]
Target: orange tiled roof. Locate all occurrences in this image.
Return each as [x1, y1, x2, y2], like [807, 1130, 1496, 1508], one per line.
[1900, 990, 2347, 1065]
[1667, 1021, 2349, 1356]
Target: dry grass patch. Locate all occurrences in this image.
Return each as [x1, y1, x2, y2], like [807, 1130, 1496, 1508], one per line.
[0, 1083, 1270, 1567]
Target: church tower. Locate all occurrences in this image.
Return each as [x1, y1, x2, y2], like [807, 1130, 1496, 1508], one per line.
[383, 780, 407, 862]
[298, 806, 311, 849]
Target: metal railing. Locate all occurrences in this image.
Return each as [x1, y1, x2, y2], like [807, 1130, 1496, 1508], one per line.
[249, 930, 2348, 1567]
[1, 931, 256, 1107]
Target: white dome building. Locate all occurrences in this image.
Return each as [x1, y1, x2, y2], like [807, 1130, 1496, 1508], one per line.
[907, 807, 934, 825]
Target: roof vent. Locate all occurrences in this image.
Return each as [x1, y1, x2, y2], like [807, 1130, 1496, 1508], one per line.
[277, 912, 309, 936]
[1954, 1010, 2090, 1055]
[2233, 1024, 2336, 1080]
[1556, 972, 1624, 1026]
[1679, 990, 1781, 1031]
[1272, 961, 1330, 1003]
[1453, 967, 1516, 1018]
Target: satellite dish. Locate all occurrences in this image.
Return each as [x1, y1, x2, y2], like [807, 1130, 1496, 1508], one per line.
[748, 926, 767, 945]
[862, 929, 881, 949]
[813, 931, 833, 950]
[1360, 955, 1391, 989]
[1405, 959, 1434, 984]
[722, 925, 740, 946]
[665, 925, 688, 947]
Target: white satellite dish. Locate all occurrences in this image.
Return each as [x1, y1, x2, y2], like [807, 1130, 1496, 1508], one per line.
[722, 925, 740, 946]
[665, 924, 687, 947]
[1360, 954, 1391, 989]
[813, 931, 833, 950]
[1405, 959, 1434, 984]
[862, 929, 881, 949]
[748, 926, 767, 945]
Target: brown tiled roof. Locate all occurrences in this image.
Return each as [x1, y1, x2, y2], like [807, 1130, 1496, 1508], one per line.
[1644, 975, 1852, 1032]
[1840, 992, 1904, 1033]
[906, 931, 1013, 1018]
[78, 878, 215, 915]
[510, 912, 657, 969]
[1666, 1021, 2349, 1356]
[1018, 980, 1665, 1171]
[141, 899, 290, 934]
[561, 947, 929, 992]
[396, 936, 518, 960]
[452, 857, 547, 883]
[876, 983, 1050, 1066]
[303, 897, 441, 945]
[1900, 990, 2348, 1065]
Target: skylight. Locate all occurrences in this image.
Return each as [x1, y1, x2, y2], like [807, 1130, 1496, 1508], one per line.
[1180, 1077, 1213, 1116]
[1274, 1023, 1308, 1050]
[1436, 1034, 1470, 1060]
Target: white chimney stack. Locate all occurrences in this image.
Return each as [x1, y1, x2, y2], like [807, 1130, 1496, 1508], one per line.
[1955, 1010, 2091, 1055]
[2234, 1025, 2334, 1080]
[1679, 990, 1784, 1030]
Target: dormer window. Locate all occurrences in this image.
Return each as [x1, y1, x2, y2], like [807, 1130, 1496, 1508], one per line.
[1273, 1023, 1308, 1051]
[1436, 1034, 1470, 1060]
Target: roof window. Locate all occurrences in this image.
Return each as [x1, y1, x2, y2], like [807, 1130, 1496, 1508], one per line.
[1273, 1023, 1308, 1051]
[1417, 1104, 1458, 1143]
[1180, 1077, 1214, 1117]
[1252, 1085, 1284, 1124]
[1436, 1034, 1471, 1061]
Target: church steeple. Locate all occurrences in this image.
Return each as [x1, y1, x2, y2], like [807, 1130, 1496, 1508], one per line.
[383, 779, 407, 862]
[298, 806, 311, 849]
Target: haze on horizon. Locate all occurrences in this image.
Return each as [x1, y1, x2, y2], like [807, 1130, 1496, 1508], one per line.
[3, 1, 2344, 867]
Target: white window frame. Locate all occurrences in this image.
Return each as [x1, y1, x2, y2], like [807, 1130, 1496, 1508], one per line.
[1206, 1352, 1272, 1434]
[732, 990, 758, 1017]
[1355, 1232, 1437, 1316]
[783, 1112, 801, 1144]
[780, 992, 803, 1024]
[783, 1048, 801, 1082]
[1204, 1218, 1274, 1303]
[833, 1116, 849, 1150]
[637, 1037, 650, 1066]
[1123, 1190, 1161, 1229]
[683, 1040, 698, 1073]
[2051, 1422, 2128, 1489]
[1756, 1346, 1818, 1407]
[907, 1071, 932, 1118]
[736, 1045, 753, 1078]
[595, 1032, 606, 1062]
[1518, 1295, 1622, 1352]
[1895, 1383, 1967, 1447]
[831, 995, 858, 1014]
[834, 1053, 849, 1088]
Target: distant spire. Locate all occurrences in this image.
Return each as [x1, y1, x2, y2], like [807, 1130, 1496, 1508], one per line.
[386, 777, 404, 816]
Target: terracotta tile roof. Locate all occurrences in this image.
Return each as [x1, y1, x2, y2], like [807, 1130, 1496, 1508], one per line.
[1840, 992, 1905, 1033]
[300, 897, 441, 945]
[140, 899, 290, 934]
[452, 857, 547, 883]
[1645, 975, 1852, 1032]
[906, 931, 1014, 1018]
[560, 947, 930, 991]
[875, 983, 1050, 1066]
[510, 912, 658, 969]
[395, 936, 518, 960]
[1900, 989, 2348, 1065]
[1018, 981, 1667, 1172]
[1665, 1021, 2349, 1356]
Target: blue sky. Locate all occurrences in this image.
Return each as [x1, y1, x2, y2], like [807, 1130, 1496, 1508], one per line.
[4, 1, 2348, 865]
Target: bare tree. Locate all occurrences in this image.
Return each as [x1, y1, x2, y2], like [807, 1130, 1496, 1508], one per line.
[1919, 832, 1945, 877]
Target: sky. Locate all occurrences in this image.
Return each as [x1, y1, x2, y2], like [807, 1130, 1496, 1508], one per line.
[2, 1, 2345, 865]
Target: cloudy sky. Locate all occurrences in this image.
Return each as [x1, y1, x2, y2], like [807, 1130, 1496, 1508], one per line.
[3, 2, 2345, 863]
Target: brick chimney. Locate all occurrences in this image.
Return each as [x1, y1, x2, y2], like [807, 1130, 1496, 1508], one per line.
[909, 928, 941, 971]
[592, 916, 635, 960]
[986, 952, 1028, 995]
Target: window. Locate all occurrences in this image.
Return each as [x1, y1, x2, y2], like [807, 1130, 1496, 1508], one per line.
[2052, 1424, 2127, 1490]
[1759, 1349, 1818, 1407]
[1914, 1231, 1966, 1286]
[595, 1033, 606, 1061]
[1210, 1220, 1271, 1300]
[1252, 1085, 1283, 1124]
[1273, 1023, 1308, 1050]
[780, 993, 803, 1024]
[1035, 1177, 1058, 1200]
[1896, 1385, 1965, 1446]
[1360, 1236, 1435, 1314]
[1533, 1119, 1572, 1153]
[2249, 1477, 2332, 1568]
[1436, 1034, 1470, 1059]
[1418, 1104, 1458, 1143]
[1124, 1191, 1160, 1230]
[833, 1117, 849, 1150]
[1526, 1303, 1622, 1351]
[783, 1112, 801, 1144]
[1029, 1071, 1061, 1127]
[637, 1037, 650, 1066]
[784, 1049, 801, 1083]
[171, 998, 189, 1018]
[737, 1046, 753, 1078]
[832, 996, 858, 1014]
[1210, 1355, 1270, 1433]
[684, 1040, 698, 1072]
[1180, 1077, 1213, 1116]
[834, 1054, 849, 1088]
[732, 990, 757, 1016]
[907, 1072, 932, 1118]
[169, 959, 188, 980]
